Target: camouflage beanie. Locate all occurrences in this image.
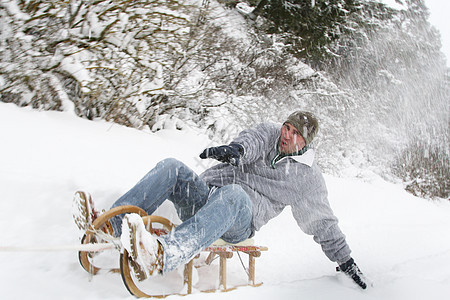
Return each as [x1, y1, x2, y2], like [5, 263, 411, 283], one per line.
[285, 111, 319, 145]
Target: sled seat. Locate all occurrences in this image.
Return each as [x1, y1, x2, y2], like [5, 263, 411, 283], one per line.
[183, 239, 268, 293]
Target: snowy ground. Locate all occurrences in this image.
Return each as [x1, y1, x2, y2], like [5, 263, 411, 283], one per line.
[0, 102, 449, 300]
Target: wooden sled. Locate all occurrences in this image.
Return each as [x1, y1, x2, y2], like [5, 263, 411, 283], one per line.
[78, 205, 268, 298]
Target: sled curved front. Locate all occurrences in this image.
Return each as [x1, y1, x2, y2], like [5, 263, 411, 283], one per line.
[79, 205, 147, 275]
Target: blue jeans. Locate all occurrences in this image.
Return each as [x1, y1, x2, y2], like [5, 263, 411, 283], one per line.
[109, 158, 253, 273]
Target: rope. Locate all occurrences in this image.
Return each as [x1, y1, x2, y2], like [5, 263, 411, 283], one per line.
[0, 243, 115, 252]
[0, 228, 121, 253]
[91, 229, 122, 250]
[236, 251, 250, 277]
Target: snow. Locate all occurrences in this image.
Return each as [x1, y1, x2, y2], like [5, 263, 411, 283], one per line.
[375, 0, 406, 11]
[0, 102, 449, 299]
[2, 0, 29, 21]
[205, 0, 254, 44]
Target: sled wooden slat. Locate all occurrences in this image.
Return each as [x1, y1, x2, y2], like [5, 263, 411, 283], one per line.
[219, 253, 228, 289]
[204, 245, 268, 252]
[183, 260, 194, 295]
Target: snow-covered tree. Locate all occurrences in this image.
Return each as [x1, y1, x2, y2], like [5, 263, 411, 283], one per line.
[0, 0, 205, 128]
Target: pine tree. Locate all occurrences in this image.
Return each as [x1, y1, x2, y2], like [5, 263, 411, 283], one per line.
[257, 0, 362, 60]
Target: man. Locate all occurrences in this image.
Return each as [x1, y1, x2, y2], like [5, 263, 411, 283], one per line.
[74, 111, 367, 289]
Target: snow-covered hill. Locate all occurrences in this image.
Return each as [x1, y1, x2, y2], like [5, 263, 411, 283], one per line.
[0, 102, 449, 299]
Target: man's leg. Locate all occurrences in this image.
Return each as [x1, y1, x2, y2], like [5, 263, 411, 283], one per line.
[158, 184, 253, 274]
[109, 158, 210, 236]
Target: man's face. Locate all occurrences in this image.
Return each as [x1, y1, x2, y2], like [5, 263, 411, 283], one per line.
[279, 122, 306, 154]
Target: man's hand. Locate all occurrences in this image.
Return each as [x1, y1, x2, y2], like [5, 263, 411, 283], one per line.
[199, 143, 244, 166]
[337, 258, 368, 289]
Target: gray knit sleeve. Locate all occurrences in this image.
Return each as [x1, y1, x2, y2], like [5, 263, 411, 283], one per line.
[290, 168, 352, 263]
[231, 123, 280, 164]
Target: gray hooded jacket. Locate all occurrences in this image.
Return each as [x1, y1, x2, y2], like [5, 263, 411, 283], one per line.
[200, 123, 351, 264]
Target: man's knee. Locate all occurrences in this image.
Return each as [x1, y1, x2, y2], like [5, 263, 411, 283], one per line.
[158, 158, 183, 169]
[220, 184, 251, 208]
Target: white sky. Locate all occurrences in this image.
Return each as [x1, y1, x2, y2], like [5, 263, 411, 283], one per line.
[425, 0, 450, 66]
[424, 0, 450, 66]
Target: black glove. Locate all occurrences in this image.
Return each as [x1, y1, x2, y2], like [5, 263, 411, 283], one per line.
[199, 143, 244, 166]
[337, 258, 367, 289]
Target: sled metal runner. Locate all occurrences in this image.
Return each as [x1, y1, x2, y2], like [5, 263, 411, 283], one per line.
[78, 205, 268, 298]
